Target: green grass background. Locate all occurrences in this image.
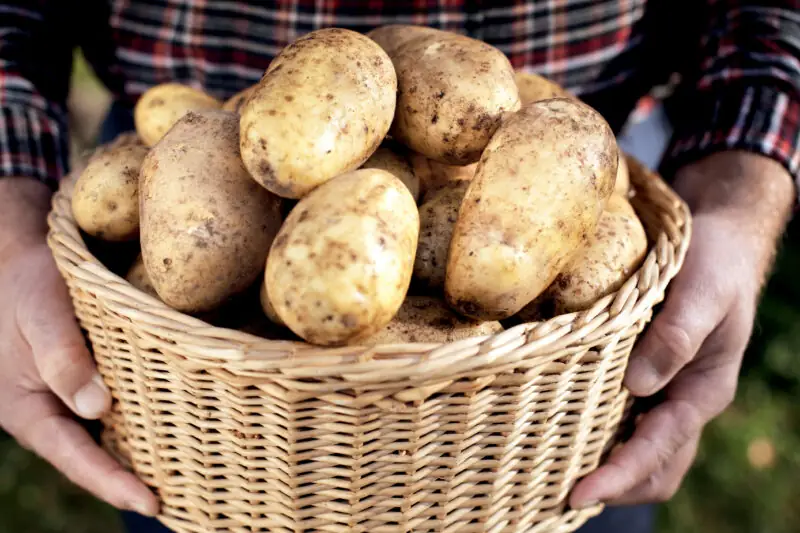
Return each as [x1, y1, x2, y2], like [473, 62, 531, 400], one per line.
[1, 52, 799, 533]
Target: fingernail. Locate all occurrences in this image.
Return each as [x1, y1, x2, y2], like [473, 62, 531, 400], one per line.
[73, 374, 111, 419]
[625, 357, 659, 395]
[575, 499, 600, 510]
[130, 498, 157, 517]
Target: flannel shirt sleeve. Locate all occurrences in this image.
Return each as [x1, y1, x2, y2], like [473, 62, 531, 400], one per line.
[663, 2, 800, 185]
[0, 2, 73, 189]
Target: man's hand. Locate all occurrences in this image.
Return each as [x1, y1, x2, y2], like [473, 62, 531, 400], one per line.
[0, 177, 158, 516]
[570, 151, 795, 508]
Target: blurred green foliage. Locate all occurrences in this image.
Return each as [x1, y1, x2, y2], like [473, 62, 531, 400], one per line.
[1, 52, 799, 533]
[0, 435, 123, 533]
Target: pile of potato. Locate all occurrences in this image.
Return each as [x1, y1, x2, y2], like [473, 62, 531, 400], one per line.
[71, 25, 647, 348]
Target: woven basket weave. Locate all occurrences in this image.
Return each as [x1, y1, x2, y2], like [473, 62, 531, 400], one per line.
[47, 153, 690, 533]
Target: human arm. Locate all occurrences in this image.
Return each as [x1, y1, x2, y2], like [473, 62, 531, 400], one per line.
[0, 1, 157, 514]
[0, 178, 158, 515]
[571, 0, 800, 507]
[0, 1, 74, 186]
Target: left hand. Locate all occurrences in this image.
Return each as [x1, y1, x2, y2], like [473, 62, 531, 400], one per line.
[570, 150, 795, 508]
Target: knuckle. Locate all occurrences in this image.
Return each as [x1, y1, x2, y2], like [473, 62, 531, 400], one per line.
[638, 429, 673, 472]
[637, 473, 672, 504]
[657, 470, 686, 502]
[637, 403, 701, 477]
[650, 436, 676, 474]
[713, 382, 737, 415]
[656, 482, 679, 502]
[637, 466, 680, 504]
[37, 343, 91, 390]
[652, 319, 695, 367]
[692, 364, 739, 420]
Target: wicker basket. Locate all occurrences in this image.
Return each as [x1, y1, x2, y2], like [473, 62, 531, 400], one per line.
[47, 154, 690, 533]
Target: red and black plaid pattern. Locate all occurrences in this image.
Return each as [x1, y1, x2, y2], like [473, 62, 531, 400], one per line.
[0, 0, 798, 190]
[664, 2, 800, 180]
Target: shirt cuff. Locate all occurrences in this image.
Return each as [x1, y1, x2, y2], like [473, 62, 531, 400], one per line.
[0, 100, 70, 191]
[662, 84, 800, 193]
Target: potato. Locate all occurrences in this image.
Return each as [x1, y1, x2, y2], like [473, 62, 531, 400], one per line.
[126, 254, 159, 298]
[445, 98, 618, 320]
[360, 142, 420, 202]
[358, 296, 503, 344]
[409, 151, 477, 203]
[259, 280, 285, 327]
[382, 29, 520, 165]
[86, 131, 142, 160]
[240, 28, 397, 199]
[265, 168, 419, 346]
[544, 195, 647, 314]
[222, 85, 257, 114]
[72, 134, 149, 241]
[366, 24, 443, 56]
[515, 71, 571, 104]
[414, 181, 469, 290]
[615, 151, 631, 196]
[134, 83, 222, 146]
[140, 110, 283, 313]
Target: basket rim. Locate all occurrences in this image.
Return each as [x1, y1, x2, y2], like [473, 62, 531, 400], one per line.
[47, 150, 691, 384]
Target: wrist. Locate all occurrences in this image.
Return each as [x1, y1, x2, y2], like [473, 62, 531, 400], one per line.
[672, 151, 794, 221]
[672, 150, 794, 283]
[0, 177, 53, 264]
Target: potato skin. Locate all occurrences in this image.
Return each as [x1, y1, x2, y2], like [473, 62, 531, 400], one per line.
[126, 254, 159, 298]
[446, 98, 618, 320]
[409, 151, 477, 203]
[361, 143, 420, 202]
[134, 83, 222, 146]
[414, 181, 469, 290]
[366, 24, 443, 56]
[385, 30, 520, 165]
[545, 195, 647, 313]
[515, 71, 572, 104]
[140, 110, 283, 313]
[358, 296, 503, 345]
[72, 134, 149, 241]
[265, 168, 419, 346]
[240, 28, 397, 199]
[222, 85, 257, 114]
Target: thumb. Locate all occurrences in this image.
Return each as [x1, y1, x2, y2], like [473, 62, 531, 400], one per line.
[624, 262, 723, 397]
[18, 256, 111, 420]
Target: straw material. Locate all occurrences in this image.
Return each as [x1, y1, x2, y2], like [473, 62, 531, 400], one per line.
[47, 153, 691, 533]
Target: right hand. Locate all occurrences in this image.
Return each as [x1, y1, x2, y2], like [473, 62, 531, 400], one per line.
[0, 177, 158, 516]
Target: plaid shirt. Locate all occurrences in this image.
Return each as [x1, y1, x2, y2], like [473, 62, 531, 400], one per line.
[1, 0, 798, 191]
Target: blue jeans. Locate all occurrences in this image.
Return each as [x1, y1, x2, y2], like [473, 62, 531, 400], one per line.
[102, 101, 657, 533]
[121, 506, 654, 533]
